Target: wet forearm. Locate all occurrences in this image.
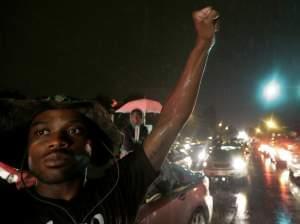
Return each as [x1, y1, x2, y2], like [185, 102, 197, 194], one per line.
[144, 40, 212, 170]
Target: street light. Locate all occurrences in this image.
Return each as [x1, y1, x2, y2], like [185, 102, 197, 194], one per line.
[263, 80, 281, 102]
[218, 122, 223, 128]
[264, 117, 279, 130]
[255, 127, 262, 134]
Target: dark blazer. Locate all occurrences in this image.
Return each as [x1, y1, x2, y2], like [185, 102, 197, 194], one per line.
[122, 124, 148, 152]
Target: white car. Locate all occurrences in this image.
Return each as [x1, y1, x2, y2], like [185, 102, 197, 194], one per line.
[204, 145, 249, 184]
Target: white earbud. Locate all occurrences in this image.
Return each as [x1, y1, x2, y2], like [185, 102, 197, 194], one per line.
[85, 142, 92, 156]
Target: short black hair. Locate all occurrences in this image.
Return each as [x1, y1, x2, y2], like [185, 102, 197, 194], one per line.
[130, 108, 143, 118]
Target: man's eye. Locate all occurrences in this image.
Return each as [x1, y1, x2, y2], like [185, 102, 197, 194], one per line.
[35, 129, 50, 136]
[68, 127, 82, 135]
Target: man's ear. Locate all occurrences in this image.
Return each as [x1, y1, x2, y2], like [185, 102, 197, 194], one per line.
[85, 140, 92, 157]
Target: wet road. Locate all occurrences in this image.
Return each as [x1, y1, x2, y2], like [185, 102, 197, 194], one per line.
[210, 152, 300, 224]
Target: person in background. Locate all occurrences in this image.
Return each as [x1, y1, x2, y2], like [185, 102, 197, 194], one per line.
[121, 108, 149, 157]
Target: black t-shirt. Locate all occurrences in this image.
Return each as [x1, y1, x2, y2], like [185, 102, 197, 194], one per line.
[1, 148, 157, 224]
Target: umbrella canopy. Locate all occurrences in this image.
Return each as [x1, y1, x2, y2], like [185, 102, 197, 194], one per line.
[116, 98, 162, 113]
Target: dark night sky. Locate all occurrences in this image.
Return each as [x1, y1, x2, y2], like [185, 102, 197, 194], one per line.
[1, 0, 300, 129]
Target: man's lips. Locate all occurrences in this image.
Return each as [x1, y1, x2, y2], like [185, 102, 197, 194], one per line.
[43, 152, 72, 168]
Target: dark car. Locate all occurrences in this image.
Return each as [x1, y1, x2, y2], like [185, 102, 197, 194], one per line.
[136, 163, 213, 224]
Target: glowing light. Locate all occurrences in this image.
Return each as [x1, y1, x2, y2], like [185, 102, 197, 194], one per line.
[264, 157, 276, 172]
[185, 138, 192, 144]
[235, 193, 248, 220]
[232, 157, 247, 170]
[198, 151, 207, 161]
[264, 117, 279, 130]
[183, 157, 192, 168]
[237, 130, 249, 141]
[202, 177, 210, 190]
[258, 144, 269, 153]
[279, 170, 290, 185]
[263, 80, 281, 101]
[184, 144, 191, 150]
[218, 122, 223, 127]
[255, 127, 262, 134]
[0, 168, 10, 180]
[278, 148, 292, 162]
[287, 144, 294, 150]
[289, 181, 300, 201]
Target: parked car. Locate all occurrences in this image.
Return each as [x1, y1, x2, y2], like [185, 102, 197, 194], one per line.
[203, 145, 249, 184]
[136, 163, 213, 224]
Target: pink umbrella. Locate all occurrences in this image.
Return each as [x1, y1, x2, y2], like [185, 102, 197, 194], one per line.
[116, 98, 162, 114]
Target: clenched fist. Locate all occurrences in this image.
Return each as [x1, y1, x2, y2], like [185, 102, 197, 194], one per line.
[192, 7, 219, 49]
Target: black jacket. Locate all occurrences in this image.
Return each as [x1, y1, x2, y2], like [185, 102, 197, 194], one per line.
[122, 125, 148, 152]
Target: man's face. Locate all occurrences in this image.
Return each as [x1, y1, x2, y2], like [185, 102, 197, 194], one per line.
[130, 112, 142, 126]
[27, 109, 91, 184]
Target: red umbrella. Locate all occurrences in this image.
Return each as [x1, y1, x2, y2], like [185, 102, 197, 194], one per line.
[116, 98, 162, 113]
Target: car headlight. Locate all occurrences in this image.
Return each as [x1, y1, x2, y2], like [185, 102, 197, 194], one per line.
[287, 144, 294, 150]
[232, 157, 246, 170]
[278, 148, 291, 162]
[198, 151, 207, 161]
[292, 156, 300, 164]
[258, 144, 270, 153]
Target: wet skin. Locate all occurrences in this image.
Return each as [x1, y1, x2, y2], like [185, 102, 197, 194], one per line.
[27, 109, 91, 185]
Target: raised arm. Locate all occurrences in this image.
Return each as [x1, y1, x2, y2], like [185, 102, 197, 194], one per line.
[144, 7, 219, 170]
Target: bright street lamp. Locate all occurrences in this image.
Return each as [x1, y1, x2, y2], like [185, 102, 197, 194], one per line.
[264, 117, 279, 130]
[255, 127, 262, 134]
[263, 80, 281, 102]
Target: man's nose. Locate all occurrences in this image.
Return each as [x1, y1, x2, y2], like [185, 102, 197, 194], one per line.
[48, 132, 70, 150]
